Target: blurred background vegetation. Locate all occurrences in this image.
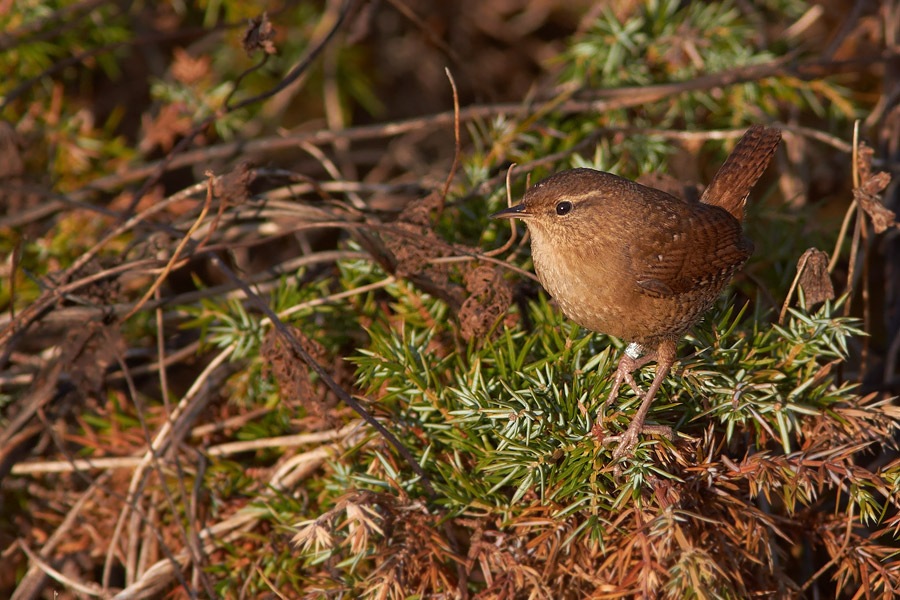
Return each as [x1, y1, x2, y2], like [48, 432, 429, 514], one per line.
[2, 0, 900, 598]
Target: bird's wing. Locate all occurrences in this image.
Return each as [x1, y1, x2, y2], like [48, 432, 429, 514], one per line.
[630, 201, 752, 298]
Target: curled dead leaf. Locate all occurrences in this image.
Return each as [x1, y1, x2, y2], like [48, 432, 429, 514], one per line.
[797, 248, 834, 307]
[458, 265, 512, 342]
[242, 12, 277, 56]
[854, 142, 895, 234]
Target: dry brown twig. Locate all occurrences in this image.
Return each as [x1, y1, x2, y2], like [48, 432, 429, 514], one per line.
[825, 121, 895, 332]
[103, 427, 366, 599]
[120, 173, 215, 323]
[482, 163, 522, 260]
[0, 179, 208, 354]
[436, 67, 462, 220]
[1, 1, 361, 379]
[10, 424, 361, 475]
[65, 53, 892, 201]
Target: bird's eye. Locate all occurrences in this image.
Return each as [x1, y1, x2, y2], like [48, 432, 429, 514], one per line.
[555, 201, 572, 216]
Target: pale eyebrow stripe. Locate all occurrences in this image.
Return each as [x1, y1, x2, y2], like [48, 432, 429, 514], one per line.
[559, 192, 597, 203]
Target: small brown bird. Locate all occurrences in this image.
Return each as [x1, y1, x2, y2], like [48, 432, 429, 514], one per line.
[492, 125, 781, 459]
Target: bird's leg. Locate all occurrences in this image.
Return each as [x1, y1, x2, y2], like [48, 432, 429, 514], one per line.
[605, 339, 677, 459]
[591, 343, 653, 439]
[602, 342, 654, 414]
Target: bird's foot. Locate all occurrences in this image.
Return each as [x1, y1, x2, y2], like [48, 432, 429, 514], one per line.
[603, 422, 674, 460]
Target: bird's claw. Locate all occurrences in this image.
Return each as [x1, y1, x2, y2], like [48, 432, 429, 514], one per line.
[601, 424, 675, 460]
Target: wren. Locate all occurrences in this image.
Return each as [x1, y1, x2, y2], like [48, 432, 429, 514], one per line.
[492, 125, 781, 459]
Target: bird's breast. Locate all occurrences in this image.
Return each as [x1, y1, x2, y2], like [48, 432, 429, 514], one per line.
[529, 230, 640, 341]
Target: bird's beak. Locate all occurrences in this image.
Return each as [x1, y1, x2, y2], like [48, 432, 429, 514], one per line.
[490, 203, 531, 219]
